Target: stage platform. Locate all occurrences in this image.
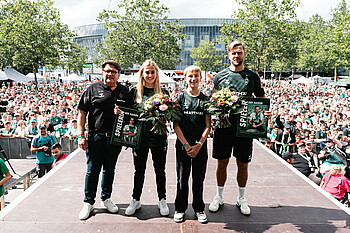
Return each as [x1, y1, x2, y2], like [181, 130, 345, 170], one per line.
[0, 138, 349, 233]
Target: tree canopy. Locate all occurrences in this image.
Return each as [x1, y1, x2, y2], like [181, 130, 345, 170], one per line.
[95, 0, 185, 70]
[190, 40, 222, 80]
[221, 0, 300, 73]
[220, 0, 350, 78]
[0, 0, 87, 83]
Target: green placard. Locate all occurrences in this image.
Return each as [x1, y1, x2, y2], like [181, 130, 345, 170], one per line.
[110, 107, 143, 149]
[236, 97, 270, 138]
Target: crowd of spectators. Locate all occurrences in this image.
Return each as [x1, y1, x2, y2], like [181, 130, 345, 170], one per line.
[0, 81, 85, 140]
[0, 77, 349, 203]
[261, 80, 350, 203]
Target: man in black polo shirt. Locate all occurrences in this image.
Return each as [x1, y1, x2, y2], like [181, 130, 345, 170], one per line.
[77, 60, 131, 220]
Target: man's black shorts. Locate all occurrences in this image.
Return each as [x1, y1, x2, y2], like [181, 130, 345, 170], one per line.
[212, 125, 253, 163]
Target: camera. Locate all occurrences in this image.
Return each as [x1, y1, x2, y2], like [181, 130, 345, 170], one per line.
[43, 142, 52, 156]
[0, 100, 8, 113]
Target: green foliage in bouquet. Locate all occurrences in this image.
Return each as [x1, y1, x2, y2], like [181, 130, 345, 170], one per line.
[140, 93, 182, 135]
[206, 88, 243, 128]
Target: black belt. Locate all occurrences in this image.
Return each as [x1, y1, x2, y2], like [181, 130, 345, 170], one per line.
[94, 132, 111, 137]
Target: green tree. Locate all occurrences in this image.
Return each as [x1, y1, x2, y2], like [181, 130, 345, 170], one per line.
[62, 43, 88, 74]
[270, 20, 302, 79]
[328, 0, 350, 80]
[0, 0, 86, 84]
[190, 40, 222, 80]
[297, 15, 331, 77]
[95, 0, 185, 70]
[220, 0, 300, 73]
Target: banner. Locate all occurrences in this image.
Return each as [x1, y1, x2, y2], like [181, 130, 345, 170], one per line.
[110, 107, 143, 149]
[236, 97, 270, 138]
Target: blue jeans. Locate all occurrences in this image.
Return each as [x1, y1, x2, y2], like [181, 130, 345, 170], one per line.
[84, 133, 122, 204]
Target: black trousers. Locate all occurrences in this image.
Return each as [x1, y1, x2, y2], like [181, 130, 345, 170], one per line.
[175, 147, 208, 212]
[132, 146, 167, 201]
[36, 163, 52, 178]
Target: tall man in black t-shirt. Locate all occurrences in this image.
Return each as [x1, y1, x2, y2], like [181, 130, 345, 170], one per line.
[77, 60, 131, 220]
[209, 41, 268, 216]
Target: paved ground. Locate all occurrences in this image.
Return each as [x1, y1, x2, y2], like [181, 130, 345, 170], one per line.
[0, 138, 349, 233]
[2, 159, 37, 205]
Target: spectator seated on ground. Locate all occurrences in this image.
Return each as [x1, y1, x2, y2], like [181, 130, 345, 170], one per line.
[319, 138, 346, 175]
[282, 143, 321, 184]
[321, 164, 350, 204]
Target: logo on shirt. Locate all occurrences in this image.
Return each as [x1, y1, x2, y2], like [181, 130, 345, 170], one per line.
[244, 77, 249, 85]
[98, 90, 104, 98]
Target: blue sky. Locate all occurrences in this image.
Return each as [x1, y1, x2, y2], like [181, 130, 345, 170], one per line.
[53, 0, 348, 29]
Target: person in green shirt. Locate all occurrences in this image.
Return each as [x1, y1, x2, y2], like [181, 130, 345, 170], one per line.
[0, 121, 15, 137]
[125, 60, 169, 217]
[0, 158, 11, 198]
[66, 119, 79, 139]
[55, 118, 69, 138]
[248, 105, 265, 132]
[123, 118, 137, 142]
[49, 109, 62, 127]
[173, 65, 211, 223]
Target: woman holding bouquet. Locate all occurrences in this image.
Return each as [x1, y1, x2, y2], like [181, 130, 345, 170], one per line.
[125, 60, 170, 216]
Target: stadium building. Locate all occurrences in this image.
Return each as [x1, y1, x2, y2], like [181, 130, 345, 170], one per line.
[73, 18, 234, 71]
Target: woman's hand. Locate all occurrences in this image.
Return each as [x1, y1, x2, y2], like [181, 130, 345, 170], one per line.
[114, 104, 122, 115]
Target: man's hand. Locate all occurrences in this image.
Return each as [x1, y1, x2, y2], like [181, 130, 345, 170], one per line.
[78, 137, 87, 151]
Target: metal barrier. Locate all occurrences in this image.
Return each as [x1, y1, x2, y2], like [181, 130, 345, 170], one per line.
[0, 137, 78, 159]
[0, 167, 37, 211]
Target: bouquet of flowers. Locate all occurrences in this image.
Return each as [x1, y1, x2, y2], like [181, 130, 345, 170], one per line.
[140, 93, 182, 135]
[206, 88, 243, 128]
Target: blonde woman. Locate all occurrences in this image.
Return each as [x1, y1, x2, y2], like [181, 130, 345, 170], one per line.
[321, 164, 350, 203]
[125, 60, 169, 216]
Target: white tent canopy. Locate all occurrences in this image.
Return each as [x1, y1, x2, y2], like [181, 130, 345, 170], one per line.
[4, 67, 34, 82]
[26, 73, 45, 81]
[291, 76, 312, 84]
[61, 73, 85, 82]
[0, 71, 8, 81]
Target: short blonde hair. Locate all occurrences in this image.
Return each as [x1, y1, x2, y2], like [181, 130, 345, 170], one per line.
[184, 65, 202, 77]
[227, 40, 245, 52]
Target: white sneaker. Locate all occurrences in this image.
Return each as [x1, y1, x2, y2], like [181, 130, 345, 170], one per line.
[209, 196, 224, 212]
[173, 211, 184, 223]
[79, 202, 94, 220]
[236, 197, 251, 215]
[102, 198, 118, 213]
[125, 199, 141, 216]
[158, 198, 169, 216]
[195, 211, 208, 223]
